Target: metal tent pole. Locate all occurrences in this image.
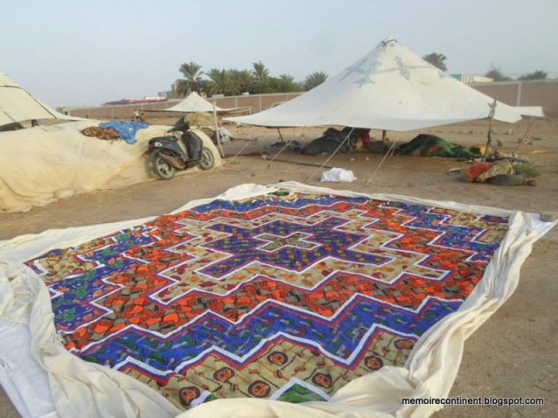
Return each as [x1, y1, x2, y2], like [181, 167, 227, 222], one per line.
[305, 128, 355, 182]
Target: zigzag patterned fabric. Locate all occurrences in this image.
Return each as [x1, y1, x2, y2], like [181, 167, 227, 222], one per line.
[26, 191, 509, 409]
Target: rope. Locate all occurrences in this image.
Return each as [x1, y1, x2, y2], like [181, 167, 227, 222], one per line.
[365, 140, 398, 186]
[266, 128, 298, 169]
[226, 137, 257, 166]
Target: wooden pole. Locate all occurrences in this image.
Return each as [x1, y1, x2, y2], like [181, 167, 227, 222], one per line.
[482, 99, 497, 161]
[263, 155, 341, 169]
[213, 103, 225, 158]
[381, 130, 387, 142]
[278, 128, 286, 143]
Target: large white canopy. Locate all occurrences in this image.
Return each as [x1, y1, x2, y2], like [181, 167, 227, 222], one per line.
[226, 36, 525, 131]
[0, 73, 79, 127]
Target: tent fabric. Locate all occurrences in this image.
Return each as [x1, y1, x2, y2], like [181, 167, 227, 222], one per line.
[514, 106, 545, 118]
[163, 92, 225, 113]
[0, 121, 222, 213]
[0, 182, 555, 418]
[226, 36, 525, 131]
[0, 73, 82, 127]
[159, 92, 250, 114]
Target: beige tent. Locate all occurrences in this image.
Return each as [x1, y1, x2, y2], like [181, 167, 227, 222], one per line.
[0, 73, 80, 127]
[0, 121, 221, 213]
[160, 91, 249, 114]
[164, 92, 225, 113]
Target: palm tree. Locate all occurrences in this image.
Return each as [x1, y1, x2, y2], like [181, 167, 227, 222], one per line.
[485, 66, 512, 81]
[206, 68, 237, 96]
[175, 61, 204, 96]
[423, 53, 447, 71]
[231, 69, 255, 94]
[252, 61, 269, 83]
[518, 70, 547, 80]
[304, 71, 328, 91]
[275, 74, 300, 92]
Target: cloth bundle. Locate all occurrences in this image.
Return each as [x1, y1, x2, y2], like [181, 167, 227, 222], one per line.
[81, 126, 120, 140]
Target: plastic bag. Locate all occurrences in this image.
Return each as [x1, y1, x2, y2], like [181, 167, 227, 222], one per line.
[320, 168, 356, 182]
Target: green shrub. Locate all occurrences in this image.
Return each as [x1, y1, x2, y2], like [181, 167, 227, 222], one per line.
[514, 163, 542, 178]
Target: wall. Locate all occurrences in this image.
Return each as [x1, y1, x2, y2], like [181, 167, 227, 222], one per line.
[67, 93, 303, 120]
[67, 80, 558, 120]
[471, 79, 558, 116]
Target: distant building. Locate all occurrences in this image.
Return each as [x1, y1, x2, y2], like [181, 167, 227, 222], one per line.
[103, 96, 167, 106]
[451, 74, 494, 84]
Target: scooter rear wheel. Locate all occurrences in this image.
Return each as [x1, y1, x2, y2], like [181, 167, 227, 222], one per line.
[199, 147, 215, 170]
[149, 150, 176, 180]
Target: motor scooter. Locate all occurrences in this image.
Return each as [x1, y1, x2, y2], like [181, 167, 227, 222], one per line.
[147, 117, 215, 180]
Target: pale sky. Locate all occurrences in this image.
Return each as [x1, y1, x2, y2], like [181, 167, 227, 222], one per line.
[1, 0, 557, 107]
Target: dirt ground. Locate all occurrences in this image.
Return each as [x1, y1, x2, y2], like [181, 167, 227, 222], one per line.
[1, 118, 557, 417]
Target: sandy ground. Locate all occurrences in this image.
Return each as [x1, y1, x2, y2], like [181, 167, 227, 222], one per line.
[1, 118, 557, 417]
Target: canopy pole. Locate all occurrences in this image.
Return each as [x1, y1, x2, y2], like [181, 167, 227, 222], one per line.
[267, 128, 295, 169]
[212, 103, 225, 158]
[262, 155, 339, 169]
[365, 140, 398, 186]
[482, 99, 497, 161]
[226, 137, 256, 165]
[278, 128, 286, 143]
[381, 130, 387, 142]
[515, 119, 536, 151]
[305, 128, 354, 182]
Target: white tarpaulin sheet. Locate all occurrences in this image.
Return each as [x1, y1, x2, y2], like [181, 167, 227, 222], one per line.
[226, 36, 526, 130]
[0, 182, 555, 418]
[0, 73, 80, 127]
[0, 121, 221, 213]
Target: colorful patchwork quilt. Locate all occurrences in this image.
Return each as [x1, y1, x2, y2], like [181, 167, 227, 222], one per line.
[25, 190, 509, 410]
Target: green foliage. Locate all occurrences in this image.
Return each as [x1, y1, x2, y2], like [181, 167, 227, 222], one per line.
[176, 60, 303, 96]
[231, 69, 255, 94]
[304, 71, 328, 90]
[423, 53, 447, 71]
[275, 74, 301, 92]
[485, 66, 512, 81]
[206, 68, 238, 95]
[176, 61, 204, 96]
[255, 74, 301, 94]
[513, 163, 542, 178]
[252, 61, 269, 83]
[518, 70, 547, 80]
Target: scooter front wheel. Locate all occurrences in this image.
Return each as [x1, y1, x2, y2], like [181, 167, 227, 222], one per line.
[199, 147, 215, 171]
[149, 150, 176, 180]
